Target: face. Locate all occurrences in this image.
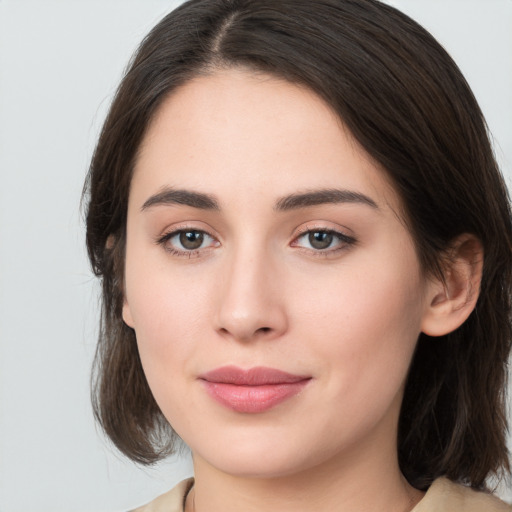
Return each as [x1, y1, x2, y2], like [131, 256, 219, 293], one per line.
[123, 69, 434, 479]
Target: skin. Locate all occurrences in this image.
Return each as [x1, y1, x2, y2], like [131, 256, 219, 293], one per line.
[122, 69, 479, 512]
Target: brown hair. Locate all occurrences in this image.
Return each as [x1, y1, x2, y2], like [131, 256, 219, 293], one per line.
[84, 0, 512, 490]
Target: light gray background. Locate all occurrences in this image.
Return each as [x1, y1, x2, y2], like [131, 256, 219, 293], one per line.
[0, 1, 511, 511]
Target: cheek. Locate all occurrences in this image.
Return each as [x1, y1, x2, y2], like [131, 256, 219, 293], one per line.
[123, 246, 215, 394]
[292, 250, 425, 400]
[125, 268, 215, 436]
[126, 270, 210, 356]
[124, 229, 211, 333]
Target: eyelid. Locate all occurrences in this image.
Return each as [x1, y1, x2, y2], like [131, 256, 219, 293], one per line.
[293, 221, 355, 239]
[155, 223, 220, 257]
[291, 222, 357, 255]
[153, 221, 356, 258]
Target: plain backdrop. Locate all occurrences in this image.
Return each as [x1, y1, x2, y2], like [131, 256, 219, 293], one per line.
[0, 1, 511, 511]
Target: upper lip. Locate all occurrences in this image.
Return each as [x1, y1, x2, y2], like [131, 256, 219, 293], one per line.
[200, 366, 311, 386]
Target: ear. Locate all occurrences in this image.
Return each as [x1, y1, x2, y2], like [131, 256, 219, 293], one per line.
[106, 233, 135, 328]
[122, 300, 135, 328]
[421, 234, 483, 337]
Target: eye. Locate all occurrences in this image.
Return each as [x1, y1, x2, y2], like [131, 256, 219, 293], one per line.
[292, 229, 356, 253]
[306, 231, 335, 250]
[176, 230, 208, 250]
[157, 228, 219, 256]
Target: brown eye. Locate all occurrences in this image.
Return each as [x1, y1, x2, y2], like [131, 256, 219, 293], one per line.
[179, 230, 204, 250]
[292, 228, 356, 254]
[157, 229, 218, 255]
[308, 231, 334, 250]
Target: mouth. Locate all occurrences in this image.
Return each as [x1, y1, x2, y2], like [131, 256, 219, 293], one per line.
[199, 366, 312, 413]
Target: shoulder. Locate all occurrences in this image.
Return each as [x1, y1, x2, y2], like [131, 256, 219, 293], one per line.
[129, 478, 194, 512]
[413, 478, 511, 512]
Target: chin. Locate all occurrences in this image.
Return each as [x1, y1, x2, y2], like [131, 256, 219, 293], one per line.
[205, 455, 309, 479]
[190, 432, 338, 480]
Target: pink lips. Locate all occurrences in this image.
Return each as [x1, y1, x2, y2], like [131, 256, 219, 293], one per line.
[199, 366, 311, 413]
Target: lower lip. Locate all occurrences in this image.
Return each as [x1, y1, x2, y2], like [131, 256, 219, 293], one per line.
[201, 380, 310, 413]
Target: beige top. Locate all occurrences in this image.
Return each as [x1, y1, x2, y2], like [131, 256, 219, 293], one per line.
[131, 477, 511, 512]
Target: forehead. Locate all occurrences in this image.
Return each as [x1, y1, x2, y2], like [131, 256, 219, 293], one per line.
[131, 68, 401, 214]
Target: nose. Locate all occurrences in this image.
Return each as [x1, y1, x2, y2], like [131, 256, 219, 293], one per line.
[214, 247, 288, 342]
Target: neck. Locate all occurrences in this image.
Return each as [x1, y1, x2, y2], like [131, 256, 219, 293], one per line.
[186, 436, 423, 512]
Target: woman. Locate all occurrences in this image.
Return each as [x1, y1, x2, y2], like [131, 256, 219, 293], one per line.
[84, 0, 512, 510]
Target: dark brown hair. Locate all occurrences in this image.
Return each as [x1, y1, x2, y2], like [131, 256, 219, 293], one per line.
[84, 0, 512, 490]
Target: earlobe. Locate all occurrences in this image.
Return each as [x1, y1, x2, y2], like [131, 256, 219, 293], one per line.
[106, 233, 135, 328]
[122, 301, 135, 328]
[421, 234, 483, 337]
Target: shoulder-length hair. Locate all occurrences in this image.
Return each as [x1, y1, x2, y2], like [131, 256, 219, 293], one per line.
[84, 0, 512, 490]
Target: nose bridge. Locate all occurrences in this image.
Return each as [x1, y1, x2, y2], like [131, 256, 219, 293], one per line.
[215, 238, 287, 341]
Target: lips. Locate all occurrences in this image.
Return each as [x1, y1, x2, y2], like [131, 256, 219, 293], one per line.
[199, 366, 311, 413]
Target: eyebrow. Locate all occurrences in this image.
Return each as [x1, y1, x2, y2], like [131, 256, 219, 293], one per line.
[141, 188, 220, 211]
[274, 189, 378, 211]
[141, 187, 378, 213]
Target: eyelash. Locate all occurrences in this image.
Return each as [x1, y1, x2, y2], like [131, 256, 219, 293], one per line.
[292, 228, 356, 256]
[156, 226, 356, 258]
[156, 227, 219, 258]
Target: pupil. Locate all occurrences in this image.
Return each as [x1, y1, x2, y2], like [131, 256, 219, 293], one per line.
[180, 231, 204, 250]
[309, 231, 333, 250]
